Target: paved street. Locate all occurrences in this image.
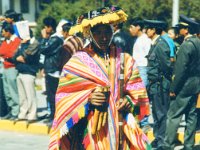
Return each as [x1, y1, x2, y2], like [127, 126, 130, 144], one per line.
[0, 131, 195, 150]
[0, 131, 49, 150]
[0, 77, 199, 150]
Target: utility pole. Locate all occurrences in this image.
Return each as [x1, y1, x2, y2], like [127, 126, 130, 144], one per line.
[172, 0, 179, 26]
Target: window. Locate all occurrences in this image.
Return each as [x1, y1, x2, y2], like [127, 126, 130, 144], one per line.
[20, 0, 29, 13]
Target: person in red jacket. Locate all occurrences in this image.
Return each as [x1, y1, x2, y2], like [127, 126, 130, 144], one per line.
[0, 23, 21, 120]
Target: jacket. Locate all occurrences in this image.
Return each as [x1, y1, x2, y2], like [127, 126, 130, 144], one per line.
[40, 36, 63, 74]
[170, 35, 200, 95]
[147, 36, 172, 94]
[147, 36, 172, 81]
[14, 38, 40, 76]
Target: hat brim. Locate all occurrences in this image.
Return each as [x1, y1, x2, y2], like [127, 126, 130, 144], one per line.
[69, 8, 128, 37]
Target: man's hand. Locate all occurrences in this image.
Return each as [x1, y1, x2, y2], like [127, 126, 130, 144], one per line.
[0, 16, 5, 21]
[116, 98, 132, 111]
[21, 39, 29, 43]
[0, 57, 4, 62]
[16, 55, 25, 63]
[89, 91, 107, 106]
[41, 28, 50, 39]
[170, 92, 176, 97]
[170, 92, 176, 100]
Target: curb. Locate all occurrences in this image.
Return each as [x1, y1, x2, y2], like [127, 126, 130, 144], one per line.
[0, 120, 50, 135]
[0, 120, 200, 144]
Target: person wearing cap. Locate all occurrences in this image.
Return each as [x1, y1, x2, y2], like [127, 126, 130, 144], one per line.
[163, 15, 200, 150]
[129, 17, 151, 88]
[0, 23, 21, 120]
[128, 17, 151, 133]
[49, 6, 151, 150]
[145, 19, 172, 149]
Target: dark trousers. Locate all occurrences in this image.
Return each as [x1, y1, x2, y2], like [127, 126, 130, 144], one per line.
[45, 74, 59, 120]
[196, 109, 200, 131]
[0, 74, 8, 117]
[150, 90, 170, 147]
[164, 93, 198, 150]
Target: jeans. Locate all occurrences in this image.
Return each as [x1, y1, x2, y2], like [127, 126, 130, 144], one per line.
[138, 66, 148, 87]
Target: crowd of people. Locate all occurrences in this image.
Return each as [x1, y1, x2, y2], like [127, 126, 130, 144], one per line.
[0, 5, 200, 150]
[0, 10, 74, 125]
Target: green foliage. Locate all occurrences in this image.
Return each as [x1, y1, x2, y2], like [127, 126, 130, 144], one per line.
[36, 0, 101, 37]
[108, 0, 172, 28]
[179, 0, 200, 21]
[36, 0, 200, 37]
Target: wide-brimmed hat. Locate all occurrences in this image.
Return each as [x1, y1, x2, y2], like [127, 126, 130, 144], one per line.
[69, 6, 128, 37]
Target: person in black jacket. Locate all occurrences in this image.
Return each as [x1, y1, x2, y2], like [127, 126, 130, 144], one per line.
[112, 23, 133, 55]
[40, 18, 69, 125]
[163, 15, 200, 150]
[145, 20, 172, 149]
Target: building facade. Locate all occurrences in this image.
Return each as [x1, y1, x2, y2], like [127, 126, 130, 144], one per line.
[0, 0, 51, 26]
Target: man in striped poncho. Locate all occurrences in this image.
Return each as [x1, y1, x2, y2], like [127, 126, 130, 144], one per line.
[49, 6, 151, 150]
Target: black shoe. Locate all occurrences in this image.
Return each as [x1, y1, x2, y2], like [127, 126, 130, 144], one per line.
[174, 139, 182, 146]
[13, 118, 27, 124]
[196, 124, 200, 133]
[151, 139, 158, 148]
[43, 118, 53, 127]
[41, 91, 47, 95]
[27, 119, 38, 124]
[37, 114, 50, 121]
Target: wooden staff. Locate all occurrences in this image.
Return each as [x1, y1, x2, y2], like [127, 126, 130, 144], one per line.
[118, 52, 125, 150]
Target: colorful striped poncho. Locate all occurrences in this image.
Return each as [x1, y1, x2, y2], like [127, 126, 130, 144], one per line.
[49, 45, 151, 150]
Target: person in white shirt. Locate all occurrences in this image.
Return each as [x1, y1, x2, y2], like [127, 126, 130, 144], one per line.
[129, 17, 151, 87]
[128, 17, 151, 134]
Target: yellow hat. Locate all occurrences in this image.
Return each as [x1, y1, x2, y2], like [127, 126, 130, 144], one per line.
[69, 6, 128, 37]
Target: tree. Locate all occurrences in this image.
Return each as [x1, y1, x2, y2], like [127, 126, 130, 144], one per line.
[36, 0, 100, 37]
[179, 0, 200, 21]
[36, 0, 200, 36]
